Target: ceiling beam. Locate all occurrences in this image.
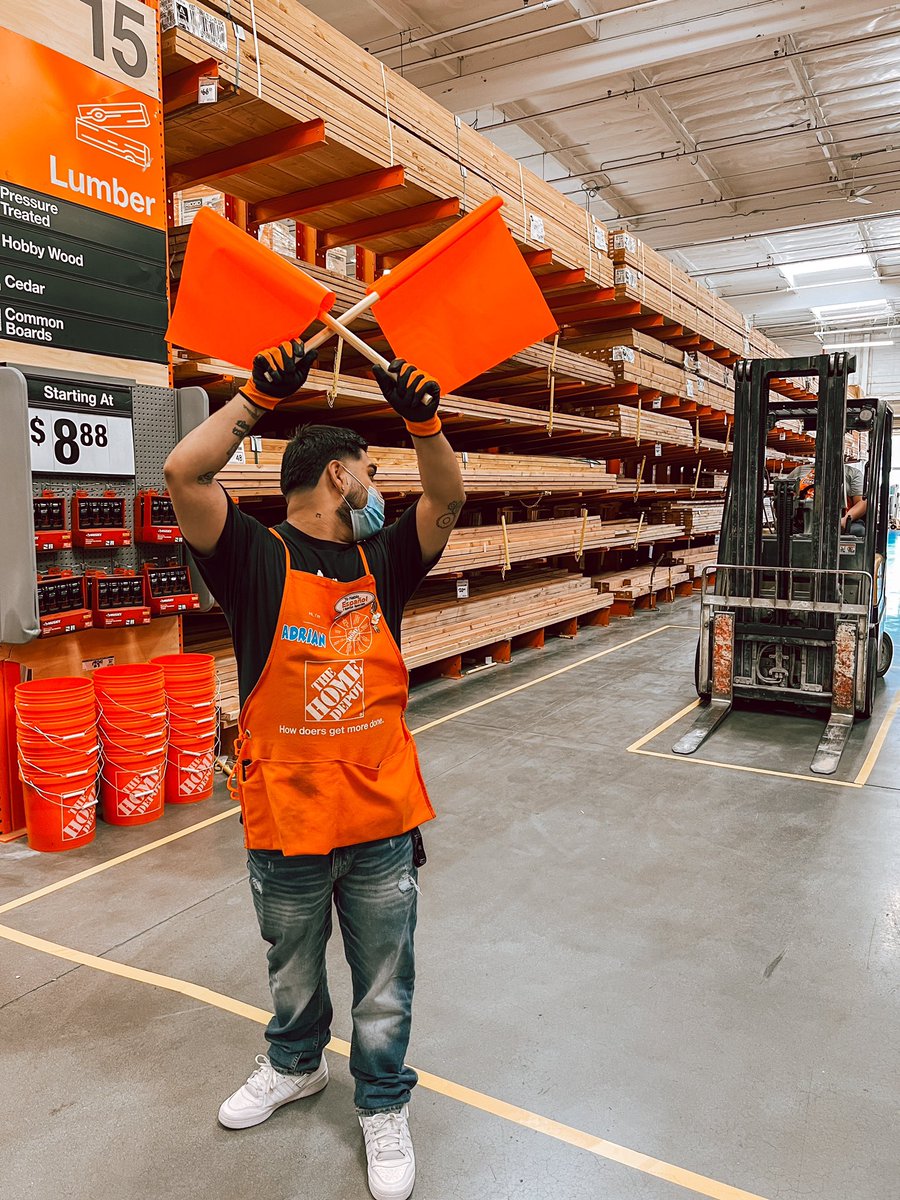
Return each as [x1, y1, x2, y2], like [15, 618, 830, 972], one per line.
[423, 0, 895, 113]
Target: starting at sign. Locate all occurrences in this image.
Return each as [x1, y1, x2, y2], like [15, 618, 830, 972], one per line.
[27, 374, 135, 477]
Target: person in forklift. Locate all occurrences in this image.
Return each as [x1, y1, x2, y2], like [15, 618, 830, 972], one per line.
[798, 436, 867, 536]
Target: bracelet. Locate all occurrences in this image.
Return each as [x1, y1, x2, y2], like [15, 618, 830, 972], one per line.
[405, 415, 442, 438]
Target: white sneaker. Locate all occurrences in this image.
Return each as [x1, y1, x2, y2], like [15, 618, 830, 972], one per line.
[218, 1054, 328, 1129]
[359, 1105, 415, 1200]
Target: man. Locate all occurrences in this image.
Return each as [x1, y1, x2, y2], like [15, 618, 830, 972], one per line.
[798, 446, 867, 537]
[841, 457, 867, 537]
[164, 337, 465, 1200]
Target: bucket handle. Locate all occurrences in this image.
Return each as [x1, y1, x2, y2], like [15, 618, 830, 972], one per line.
[21, 777, 99, 809]
[16, 714, 99, 752]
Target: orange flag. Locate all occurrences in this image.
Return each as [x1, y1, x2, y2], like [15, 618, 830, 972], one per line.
[166, 207, 336, 368]
[367, 197, 557, 394]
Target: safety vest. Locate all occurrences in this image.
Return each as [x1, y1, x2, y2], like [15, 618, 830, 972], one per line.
[229, 532, 434, 854]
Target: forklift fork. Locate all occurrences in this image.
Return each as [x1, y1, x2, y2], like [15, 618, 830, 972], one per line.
[810, 620, 859, 775]
[673, 612, 734, 755]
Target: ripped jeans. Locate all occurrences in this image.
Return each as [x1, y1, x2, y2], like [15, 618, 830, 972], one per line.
[247, 832, 419, 1112]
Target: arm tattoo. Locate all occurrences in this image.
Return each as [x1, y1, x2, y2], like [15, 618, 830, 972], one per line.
[196, 471, 216, 486]
[436, 499, 464, 530]
[231, 418, 254, 438]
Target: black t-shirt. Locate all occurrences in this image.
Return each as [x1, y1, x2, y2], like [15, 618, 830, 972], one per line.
[190, 492, 437, 707]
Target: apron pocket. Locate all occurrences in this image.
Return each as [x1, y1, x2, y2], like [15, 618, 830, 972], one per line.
[240, 742, 434, 856]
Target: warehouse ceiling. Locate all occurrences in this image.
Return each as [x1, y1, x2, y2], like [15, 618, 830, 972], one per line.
[308, 0, 900, 396]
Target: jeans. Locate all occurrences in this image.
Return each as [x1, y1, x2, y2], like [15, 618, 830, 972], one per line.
[247, 833, 419, 1113]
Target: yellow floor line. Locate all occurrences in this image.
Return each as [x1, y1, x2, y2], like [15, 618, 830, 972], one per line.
[631, 748, 862, 788]
[627, 684, 900, 789]
[0, 921, 769, 1200]
[0, 807, 240, 917]
[626, 698, 700, 752]
[411, 625, 675, 736]
[853, 686, 900, 785]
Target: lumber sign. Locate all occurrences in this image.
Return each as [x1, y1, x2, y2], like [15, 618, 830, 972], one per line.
[0, 0, 168, 362]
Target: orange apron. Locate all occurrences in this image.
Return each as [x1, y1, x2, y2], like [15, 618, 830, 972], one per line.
[230, 532, 434, 855]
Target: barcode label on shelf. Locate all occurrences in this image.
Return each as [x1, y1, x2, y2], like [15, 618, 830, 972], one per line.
[528, 213, 546, 243]
[652, 397, 662, 409]
[456, 579, 469, 600]
[610, 346, 635, 363]
[615, 267, 639, 288]
[593, 224, 607, 252]
[686, 379, 695, 398]
[161, 0, 228, 52]
[654, 442, 662, 457]
[198, 76, 218, 104]
[613, 233, 637, 254]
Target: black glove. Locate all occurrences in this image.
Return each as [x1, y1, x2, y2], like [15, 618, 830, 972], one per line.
[372, 358, 441, 435]
[240, 338, 317, 409]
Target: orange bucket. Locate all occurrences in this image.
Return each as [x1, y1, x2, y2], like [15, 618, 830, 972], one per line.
[99, 752, 165, 826]
[21, 768, 97, 851]
[165, 743, 215, 804]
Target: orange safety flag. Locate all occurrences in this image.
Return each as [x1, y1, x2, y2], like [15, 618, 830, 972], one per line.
[367, 197, 557, 394]
[165, 207, 336, 368]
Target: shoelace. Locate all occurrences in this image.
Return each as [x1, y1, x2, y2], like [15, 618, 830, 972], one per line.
[365, 1112, 408, 1163]
[244, 1055, 281, 1099]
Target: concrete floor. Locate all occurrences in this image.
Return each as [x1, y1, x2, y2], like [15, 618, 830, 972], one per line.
[2, 583, 899, 1200]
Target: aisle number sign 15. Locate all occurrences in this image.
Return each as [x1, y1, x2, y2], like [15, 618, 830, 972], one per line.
[0, 0, 159, 98]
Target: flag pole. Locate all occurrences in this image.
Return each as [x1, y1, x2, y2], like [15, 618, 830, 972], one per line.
[318, 310, 391, 369]
[305, 292, 380, 353]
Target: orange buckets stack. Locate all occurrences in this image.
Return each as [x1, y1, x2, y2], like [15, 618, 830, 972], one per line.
[15, 678, 99, 852]
[151, 654, 218, 804]
[94, 665, 167, 826]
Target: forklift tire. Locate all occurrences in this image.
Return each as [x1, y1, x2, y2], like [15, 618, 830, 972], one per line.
[877, 630, 893, 678]
[694, 639, 711, 706]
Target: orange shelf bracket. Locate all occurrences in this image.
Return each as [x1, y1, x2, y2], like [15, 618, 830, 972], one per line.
[167, 119, 326, 192]
[249, 165, 406, 227]
[321, 198, 460, 250]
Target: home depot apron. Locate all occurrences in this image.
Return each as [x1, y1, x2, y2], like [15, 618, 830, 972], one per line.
[230, 533, 434, 855]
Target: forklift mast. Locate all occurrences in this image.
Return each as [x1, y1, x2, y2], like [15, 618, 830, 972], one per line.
[675, 353, 892, 775]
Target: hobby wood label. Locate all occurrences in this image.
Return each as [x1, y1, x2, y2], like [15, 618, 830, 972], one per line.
[0, 0, 167, 361]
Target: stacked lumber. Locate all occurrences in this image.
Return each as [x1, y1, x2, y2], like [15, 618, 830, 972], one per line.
[401, 571, 611, 669]
[648, 501, 725, 536]
[193, 570, 612, 726]
[220, 441, 617, 498]
[173, 358, 623, 450]
[671, 543, 720, 578]
[593, 562, 692, 600]
[162, 0, 613, 279]
[432, 516, 686, 576]
[610, 233, 781, 360]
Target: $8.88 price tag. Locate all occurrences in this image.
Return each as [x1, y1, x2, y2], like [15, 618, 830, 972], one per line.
[28, 407, 135, 477]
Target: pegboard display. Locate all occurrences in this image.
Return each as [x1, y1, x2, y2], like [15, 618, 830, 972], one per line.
[30, 380, 181, 576]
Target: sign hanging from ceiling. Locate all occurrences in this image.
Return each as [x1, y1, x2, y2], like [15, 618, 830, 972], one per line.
[0, 0, 168, 363]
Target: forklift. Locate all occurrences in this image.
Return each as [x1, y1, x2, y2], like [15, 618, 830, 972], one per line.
[674, 353, 892, 775]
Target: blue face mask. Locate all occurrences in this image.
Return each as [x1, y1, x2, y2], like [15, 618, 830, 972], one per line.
[342, 467, 385, 540]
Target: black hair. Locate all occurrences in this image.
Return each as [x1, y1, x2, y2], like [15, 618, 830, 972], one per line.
[280, 424, 368, 497]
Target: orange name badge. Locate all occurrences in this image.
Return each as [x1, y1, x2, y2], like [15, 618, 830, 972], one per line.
[0, 27, 165, 231]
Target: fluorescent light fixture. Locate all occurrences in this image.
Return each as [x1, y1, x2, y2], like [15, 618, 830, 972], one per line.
[821, 339, 894, 350]
[811, 299, 888, 315]
[781, 253, 873, 286]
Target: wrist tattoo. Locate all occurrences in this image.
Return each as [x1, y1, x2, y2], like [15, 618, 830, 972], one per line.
[436, 499, 464, 530]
